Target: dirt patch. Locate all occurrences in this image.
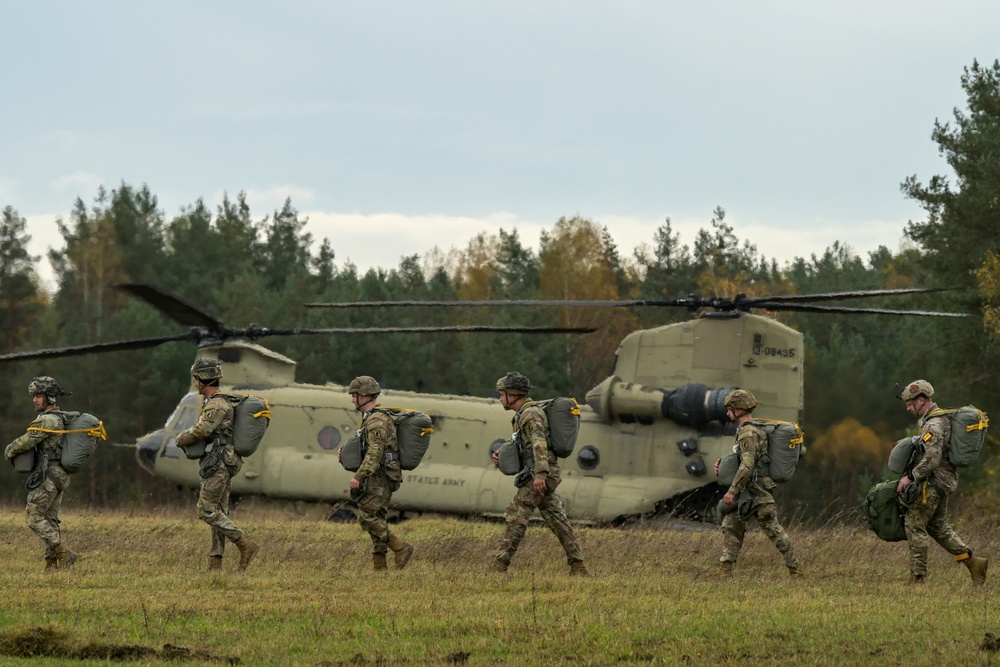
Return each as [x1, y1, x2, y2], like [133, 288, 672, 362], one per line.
[0, 626, 239, 663]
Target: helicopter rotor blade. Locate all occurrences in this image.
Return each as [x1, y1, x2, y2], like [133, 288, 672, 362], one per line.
[0, 332, 201, 363]
[239, 325, 598, 338]
[749, 302, 970, 317]
[733, 287, 953, 306]
[117, 283, 226, 330]
[304, 298, 697, 309]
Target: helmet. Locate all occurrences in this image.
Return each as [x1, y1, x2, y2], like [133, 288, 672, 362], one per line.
[900, 379, 934, 401]
[190, 358, 223, 381]
[348, 375, 381, 396]
[496, 372, 533, 395]
[724, 388, 758, 412]
[28, 376, 71, 398]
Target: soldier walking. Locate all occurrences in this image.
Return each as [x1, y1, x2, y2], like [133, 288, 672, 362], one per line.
[340, 375, 414, 571]
[896, 379, 988, 585]
[490, 372, 588, 575]
[176, 358, 260, 571]
[4, 376, 79, 570]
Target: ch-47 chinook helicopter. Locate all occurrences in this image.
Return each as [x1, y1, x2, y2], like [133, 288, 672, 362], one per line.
[0, 284, 966, 523]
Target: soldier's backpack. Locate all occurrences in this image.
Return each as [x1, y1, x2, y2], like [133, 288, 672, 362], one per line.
[533, 397, 581, 458]
[340, 408, 434, 472]
[225, 394, 272, 457]
[922, 406, 989, 468]
[863, 479, 907, 542]
[25, 411, 107, 474]
[749, 419, 805, 483]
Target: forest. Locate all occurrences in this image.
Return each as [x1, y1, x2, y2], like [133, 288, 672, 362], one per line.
[0, 60, 998, 521]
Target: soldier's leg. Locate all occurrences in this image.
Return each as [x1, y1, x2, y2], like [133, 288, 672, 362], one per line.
[755, 501, 799, 569]
[357, 478, 392, 555]
[25, 478, 64, 552]
[198, 469, 243, 555]
[496, 486, 537, 566]
[538, 489, 584, 565]
[924, 490, 971, 558]
[904, 488, 936, 578]
[720, 512, 746, 564]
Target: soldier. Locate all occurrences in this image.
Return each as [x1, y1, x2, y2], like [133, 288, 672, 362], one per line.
[714, 388, 802, 577]
[896, 379, 988, 585]
[4, 376, 78, 570]
[175, 358, 260, 571]
[490, 372, 588, 575]
[340, 375, 413, 571]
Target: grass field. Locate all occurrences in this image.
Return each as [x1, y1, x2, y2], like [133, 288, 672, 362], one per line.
[0, 501, 997, 666]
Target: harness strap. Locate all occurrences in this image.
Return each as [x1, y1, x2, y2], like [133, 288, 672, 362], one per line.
[28, 423, 109, 441]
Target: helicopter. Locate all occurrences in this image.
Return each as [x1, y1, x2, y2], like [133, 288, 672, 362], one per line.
[0, 284, 968, 523]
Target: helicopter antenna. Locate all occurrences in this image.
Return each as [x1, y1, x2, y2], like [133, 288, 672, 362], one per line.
[304, 287, 970, 318]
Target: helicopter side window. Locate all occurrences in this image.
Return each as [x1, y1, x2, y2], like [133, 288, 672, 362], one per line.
[318, 426, 341, 451]
[577, 445, 600, 471]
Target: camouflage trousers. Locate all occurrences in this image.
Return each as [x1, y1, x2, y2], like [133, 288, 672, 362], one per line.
[357, 475, 396, 555]
[496, 478, 584, 566]
[26, 466, 70, 552]
[720, 487, 798, 569]
[198, 467, 243, 558]
[903, 483, 970, 577]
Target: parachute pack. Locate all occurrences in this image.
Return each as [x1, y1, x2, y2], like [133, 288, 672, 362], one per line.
[225, 394, 272, 457]
[863, 479, 907, 542]
[340, 407, 433, 473]
[496, 440, 521, 475]
[922, 405, 989, 468]
[717, 420, 804, 485]
[532, 397, 581, 459]
[25, 411, 108, 474]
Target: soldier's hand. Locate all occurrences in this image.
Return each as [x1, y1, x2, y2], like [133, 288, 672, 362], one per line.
[714, 458, 721, 476]
[533, 476, 547, 495]
[896, 476, 911, 494]
[491, 450, 500, 468]
[723, 492, 735, 505]
[350, 477, 362, 490]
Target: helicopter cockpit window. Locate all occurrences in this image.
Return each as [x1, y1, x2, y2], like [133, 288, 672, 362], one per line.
[577, 445, 600, 471]
[318, 426, 341, 451]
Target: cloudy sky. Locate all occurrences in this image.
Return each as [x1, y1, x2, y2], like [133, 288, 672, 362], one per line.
[3, 2, 998, 289]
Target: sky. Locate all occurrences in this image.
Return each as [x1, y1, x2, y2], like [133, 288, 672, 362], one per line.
[3, 1, 999, 290]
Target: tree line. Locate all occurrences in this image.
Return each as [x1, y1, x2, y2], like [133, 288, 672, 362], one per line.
[1, 60, 998, 521]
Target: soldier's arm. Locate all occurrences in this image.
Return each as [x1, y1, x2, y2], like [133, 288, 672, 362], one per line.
[910, 419, 946, 482]
[727, 429, 761, 497]
[521, 409, 550, 477]
[355, 414, 389, 481]
[176, 398, 227, 448]
[5, 415, 59, 458]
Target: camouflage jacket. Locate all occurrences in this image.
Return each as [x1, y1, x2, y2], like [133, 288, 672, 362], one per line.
[176, 393, 241, 468]
[728, 421, 774, 496]
[912, 402, 958, 495]
[5, 410, 65, 460]
[513, 400, 556, 478]
[355, 408, 402, 483]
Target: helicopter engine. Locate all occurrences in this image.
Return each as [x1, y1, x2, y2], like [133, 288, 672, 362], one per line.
[585, 376, 733, 427]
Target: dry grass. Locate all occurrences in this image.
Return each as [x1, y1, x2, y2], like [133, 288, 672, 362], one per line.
[0, 501, 998, 666]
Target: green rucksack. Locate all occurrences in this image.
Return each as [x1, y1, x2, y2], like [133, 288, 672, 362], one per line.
[340, 408, 434, 472]
[533, 397, 581, 458]
[922, 406, 989, 468]
[749, 419, 805, 483]
[27, 411, 108, 474]
[225, 394, 271, 457]
[863, 480, 907, 542]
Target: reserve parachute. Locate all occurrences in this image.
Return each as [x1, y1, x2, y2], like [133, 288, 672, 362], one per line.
[922, 405, 989, 468]
[340, 408, 433, 472]
[716, 419, 804, 485]
[226, 394, 272, 457]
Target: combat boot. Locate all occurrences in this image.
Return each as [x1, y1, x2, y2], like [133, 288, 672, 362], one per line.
[491, 559, 509, 573]
[907, 574, 925, 585]
[44, 557, 58, 571]
[208, 556, 223, 571]
[373, 554, 388, 571]
[52, 544, 78, 569]
[965, 556, 989, 585]
[235, 537, 260, 571]
[712, 562, 734, 578]
[387, 535, 414, 569]
[569, 561, 590, 577]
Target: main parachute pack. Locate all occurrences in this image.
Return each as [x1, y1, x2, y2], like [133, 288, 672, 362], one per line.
[340, 407, 433, 472]
[19, 411, 109, 474]
[717, 419, 804, 485]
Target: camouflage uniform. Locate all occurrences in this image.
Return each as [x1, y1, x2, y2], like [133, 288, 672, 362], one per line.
[496, 401, 585, 567]
[176, 393, 245, 558]
[353, 408, 404, 556]
[902, 403, 971, 577]
[5, 410, 71, 559]
[720, 421, 798, 569]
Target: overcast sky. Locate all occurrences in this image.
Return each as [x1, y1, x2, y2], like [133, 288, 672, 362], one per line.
[3, 2, 998, 289]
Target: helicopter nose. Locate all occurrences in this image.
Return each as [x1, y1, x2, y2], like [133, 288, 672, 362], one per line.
[135, 429, 168, 473]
